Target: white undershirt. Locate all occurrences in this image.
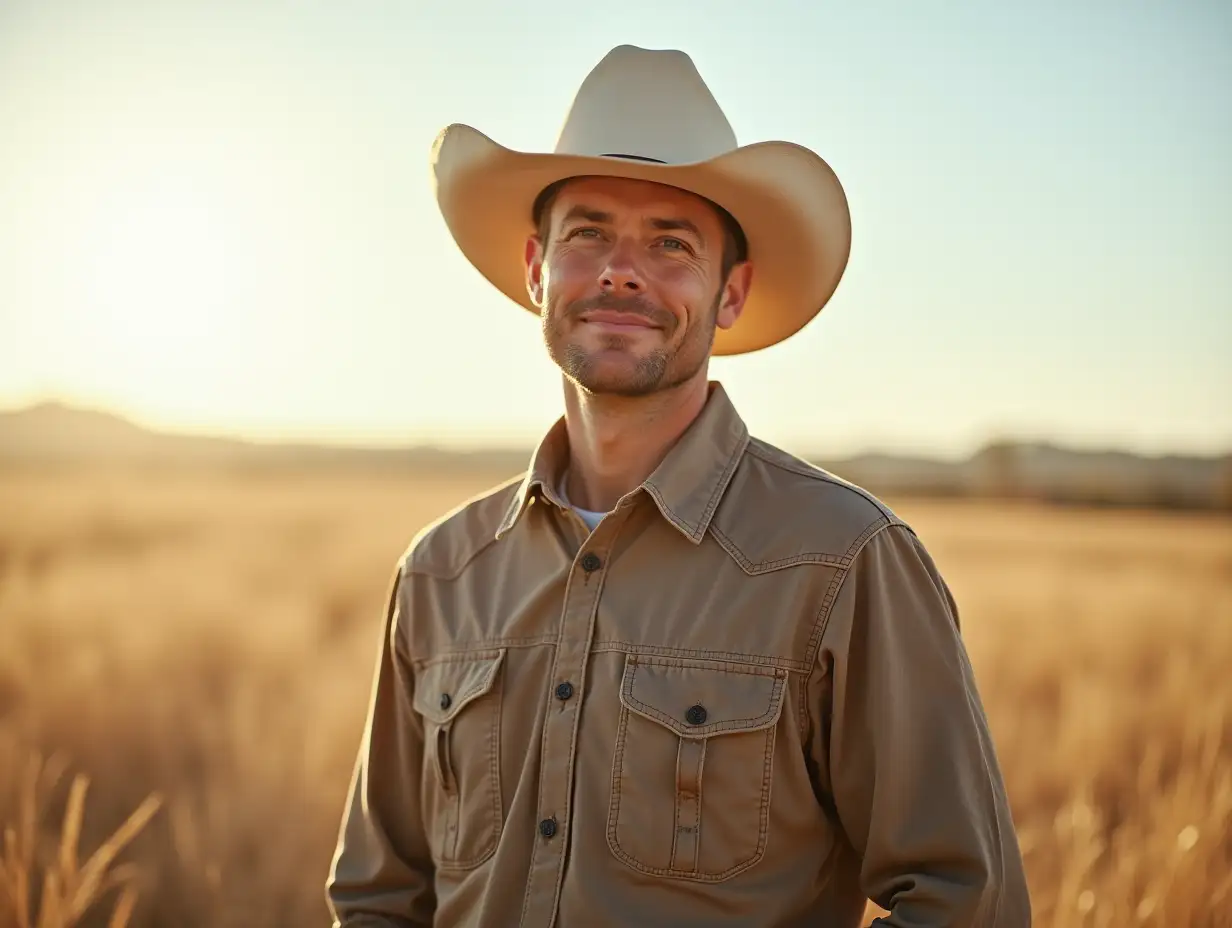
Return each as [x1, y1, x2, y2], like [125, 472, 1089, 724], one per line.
[558, 470, 608, 531]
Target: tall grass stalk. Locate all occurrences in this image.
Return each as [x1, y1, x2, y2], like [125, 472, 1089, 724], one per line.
[0, 754, 160, 928]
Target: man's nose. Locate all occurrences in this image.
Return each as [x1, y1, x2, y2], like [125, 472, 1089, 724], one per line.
[599, 243, 644, 293]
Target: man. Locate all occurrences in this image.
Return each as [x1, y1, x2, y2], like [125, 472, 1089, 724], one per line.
[327, 45, 1030, 927]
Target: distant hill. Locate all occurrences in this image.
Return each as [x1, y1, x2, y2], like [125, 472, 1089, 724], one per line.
[1, 402, 1229, 510]
[0, 402, 528, 475]
[830, 442, 1231, 510]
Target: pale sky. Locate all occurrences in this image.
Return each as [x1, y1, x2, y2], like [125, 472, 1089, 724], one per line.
[1, 0, 1228, 458]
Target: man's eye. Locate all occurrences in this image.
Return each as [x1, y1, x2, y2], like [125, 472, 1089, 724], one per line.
[568, 227, 602, 239]
[659, 237, 689, 251]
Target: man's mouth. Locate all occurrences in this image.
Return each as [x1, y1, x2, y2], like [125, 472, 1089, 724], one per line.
[579, 310, 660, 331]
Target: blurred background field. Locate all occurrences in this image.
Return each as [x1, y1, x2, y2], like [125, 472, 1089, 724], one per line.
[1, 451, 1230, 927]
[2, 3, 1229, 926]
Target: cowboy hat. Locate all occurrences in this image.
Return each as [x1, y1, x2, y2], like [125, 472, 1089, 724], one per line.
[430, 45, 851, 355]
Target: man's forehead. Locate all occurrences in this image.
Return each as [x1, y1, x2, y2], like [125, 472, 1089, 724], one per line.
[552, 175, 714, 216]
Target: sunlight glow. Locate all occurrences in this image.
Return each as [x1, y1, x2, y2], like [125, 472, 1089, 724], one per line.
[54, 159, 287, 426]
[82, 179, 241, 366]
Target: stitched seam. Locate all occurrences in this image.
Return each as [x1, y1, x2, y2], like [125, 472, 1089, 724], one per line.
[798, 657, 826, 747]
[744, 441, 901, 522]
[689, 739, 706, 874]
[621, 700, 779, 733]
[747, 551, 851, 570]
[412, 636, 557, 667]
[670, 740, 683, 870]
[404, 532, 500, 581]
[758, 713, 775, 859]
[803, 518, 891, 669]
[711, 523, 853, 569]
[418, 648, 506, 669]
[640, 426, 746, 544]
[405, 480, 528, 581]
[641, 482, 696, 541]
[402, 473, 528, 578]
[797, 518, 895, 754]
[622, 669, 786, 735]
[709, 521, 753, 571]
[605, 702, 631, 865]
[589, 641, 805, 673]
[694, 431, 750, 538]
[642, 424, 743, 543]
[414, 652, 504, 721]
[801, 559, 849, 715]
[709, 523, 853, 575]
[433, 659, 504, 870]
[606, 721, 775, 882]
[488, 664, 503, 851]
[632, 655, 783, 675]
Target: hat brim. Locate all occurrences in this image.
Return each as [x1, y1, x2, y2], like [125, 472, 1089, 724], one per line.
[431, 123, 852, 356]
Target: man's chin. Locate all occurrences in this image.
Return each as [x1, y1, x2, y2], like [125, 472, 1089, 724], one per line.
[561, 351, 667, 397]
[573, 369, 660, 398]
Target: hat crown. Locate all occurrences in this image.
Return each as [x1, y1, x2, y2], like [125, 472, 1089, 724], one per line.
[553, 46, 738, 166]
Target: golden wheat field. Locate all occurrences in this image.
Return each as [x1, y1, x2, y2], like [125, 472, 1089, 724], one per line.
[0, 466, 1229, 928]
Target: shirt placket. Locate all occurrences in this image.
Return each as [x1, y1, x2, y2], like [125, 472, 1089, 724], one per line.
[518, 503, 631, 928]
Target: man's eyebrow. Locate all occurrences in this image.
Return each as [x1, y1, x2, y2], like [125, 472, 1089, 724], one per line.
[560, 205, 613, 225]
[648, 216, 703, 239]
[557, 207, 704, 240]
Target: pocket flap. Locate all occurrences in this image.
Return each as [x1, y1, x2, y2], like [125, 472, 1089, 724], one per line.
[415, 649, 505, 725]
[618, 655, 786, 738]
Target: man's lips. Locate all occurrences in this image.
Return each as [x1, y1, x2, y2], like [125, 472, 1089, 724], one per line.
[578, 310, 661, 331]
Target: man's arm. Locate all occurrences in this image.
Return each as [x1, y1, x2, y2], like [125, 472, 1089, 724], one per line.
[817, 522, 1031, 926]
[326, 564, 436, 927]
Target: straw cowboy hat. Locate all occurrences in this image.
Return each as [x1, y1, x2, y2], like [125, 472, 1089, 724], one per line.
[430, 45, 852, 355]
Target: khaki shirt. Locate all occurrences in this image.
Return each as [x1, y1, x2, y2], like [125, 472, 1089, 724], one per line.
[326, 383, 1030, 927]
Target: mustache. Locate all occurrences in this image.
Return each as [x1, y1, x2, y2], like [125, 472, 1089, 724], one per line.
[564, 294, 675, 329]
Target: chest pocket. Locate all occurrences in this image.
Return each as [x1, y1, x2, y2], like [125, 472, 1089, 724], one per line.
[607, 654, 786, 882]
[414, 649, 505, 870]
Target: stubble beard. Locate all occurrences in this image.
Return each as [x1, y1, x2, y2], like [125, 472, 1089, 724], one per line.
[544, 294, 719, 398]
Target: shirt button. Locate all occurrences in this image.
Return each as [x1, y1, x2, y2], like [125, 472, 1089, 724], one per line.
[538, 817, 558, 838]
[555, 681, 574, 701]
[580, 552, 602, 572]
[439, 693, 452, 710]
[685, 704, 708, 726]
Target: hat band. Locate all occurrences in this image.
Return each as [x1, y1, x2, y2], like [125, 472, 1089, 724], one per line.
[600, 153, 667, 163]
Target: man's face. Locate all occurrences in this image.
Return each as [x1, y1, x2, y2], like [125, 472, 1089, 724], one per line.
[525, 176, 750, 397]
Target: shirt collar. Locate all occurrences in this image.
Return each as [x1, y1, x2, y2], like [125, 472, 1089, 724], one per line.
[495, 381, 750, 544]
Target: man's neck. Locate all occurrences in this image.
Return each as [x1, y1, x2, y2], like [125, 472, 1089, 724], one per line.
[561, 374, 711, 513]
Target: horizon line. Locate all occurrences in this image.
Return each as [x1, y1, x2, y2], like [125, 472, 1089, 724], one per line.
[3, 397, 1229, 464]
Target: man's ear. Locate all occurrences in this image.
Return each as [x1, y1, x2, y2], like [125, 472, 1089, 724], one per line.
[525, 235, 546, 308]
[715, 261, 753, 330]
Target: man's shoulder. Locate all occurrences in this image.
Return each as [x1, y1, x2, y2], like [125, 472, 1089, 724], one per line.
[711, 436, 908, 571]
[397, 473, 526, 580]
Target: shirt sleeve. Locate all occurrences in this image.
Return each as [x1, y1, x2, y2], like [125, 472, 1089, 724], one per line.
[326, 564, 436, 927]
[817, 522, 1031, 927]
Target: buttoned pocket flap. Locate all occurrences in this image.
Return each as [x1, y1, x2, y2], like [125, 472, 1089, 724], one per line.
[415, 649, 506, 726]
[619, 655, 786, 738]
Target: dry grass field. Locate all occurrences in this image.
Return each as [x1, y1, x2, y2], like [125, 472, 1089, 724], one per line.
[0, 467, 1229, 927]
